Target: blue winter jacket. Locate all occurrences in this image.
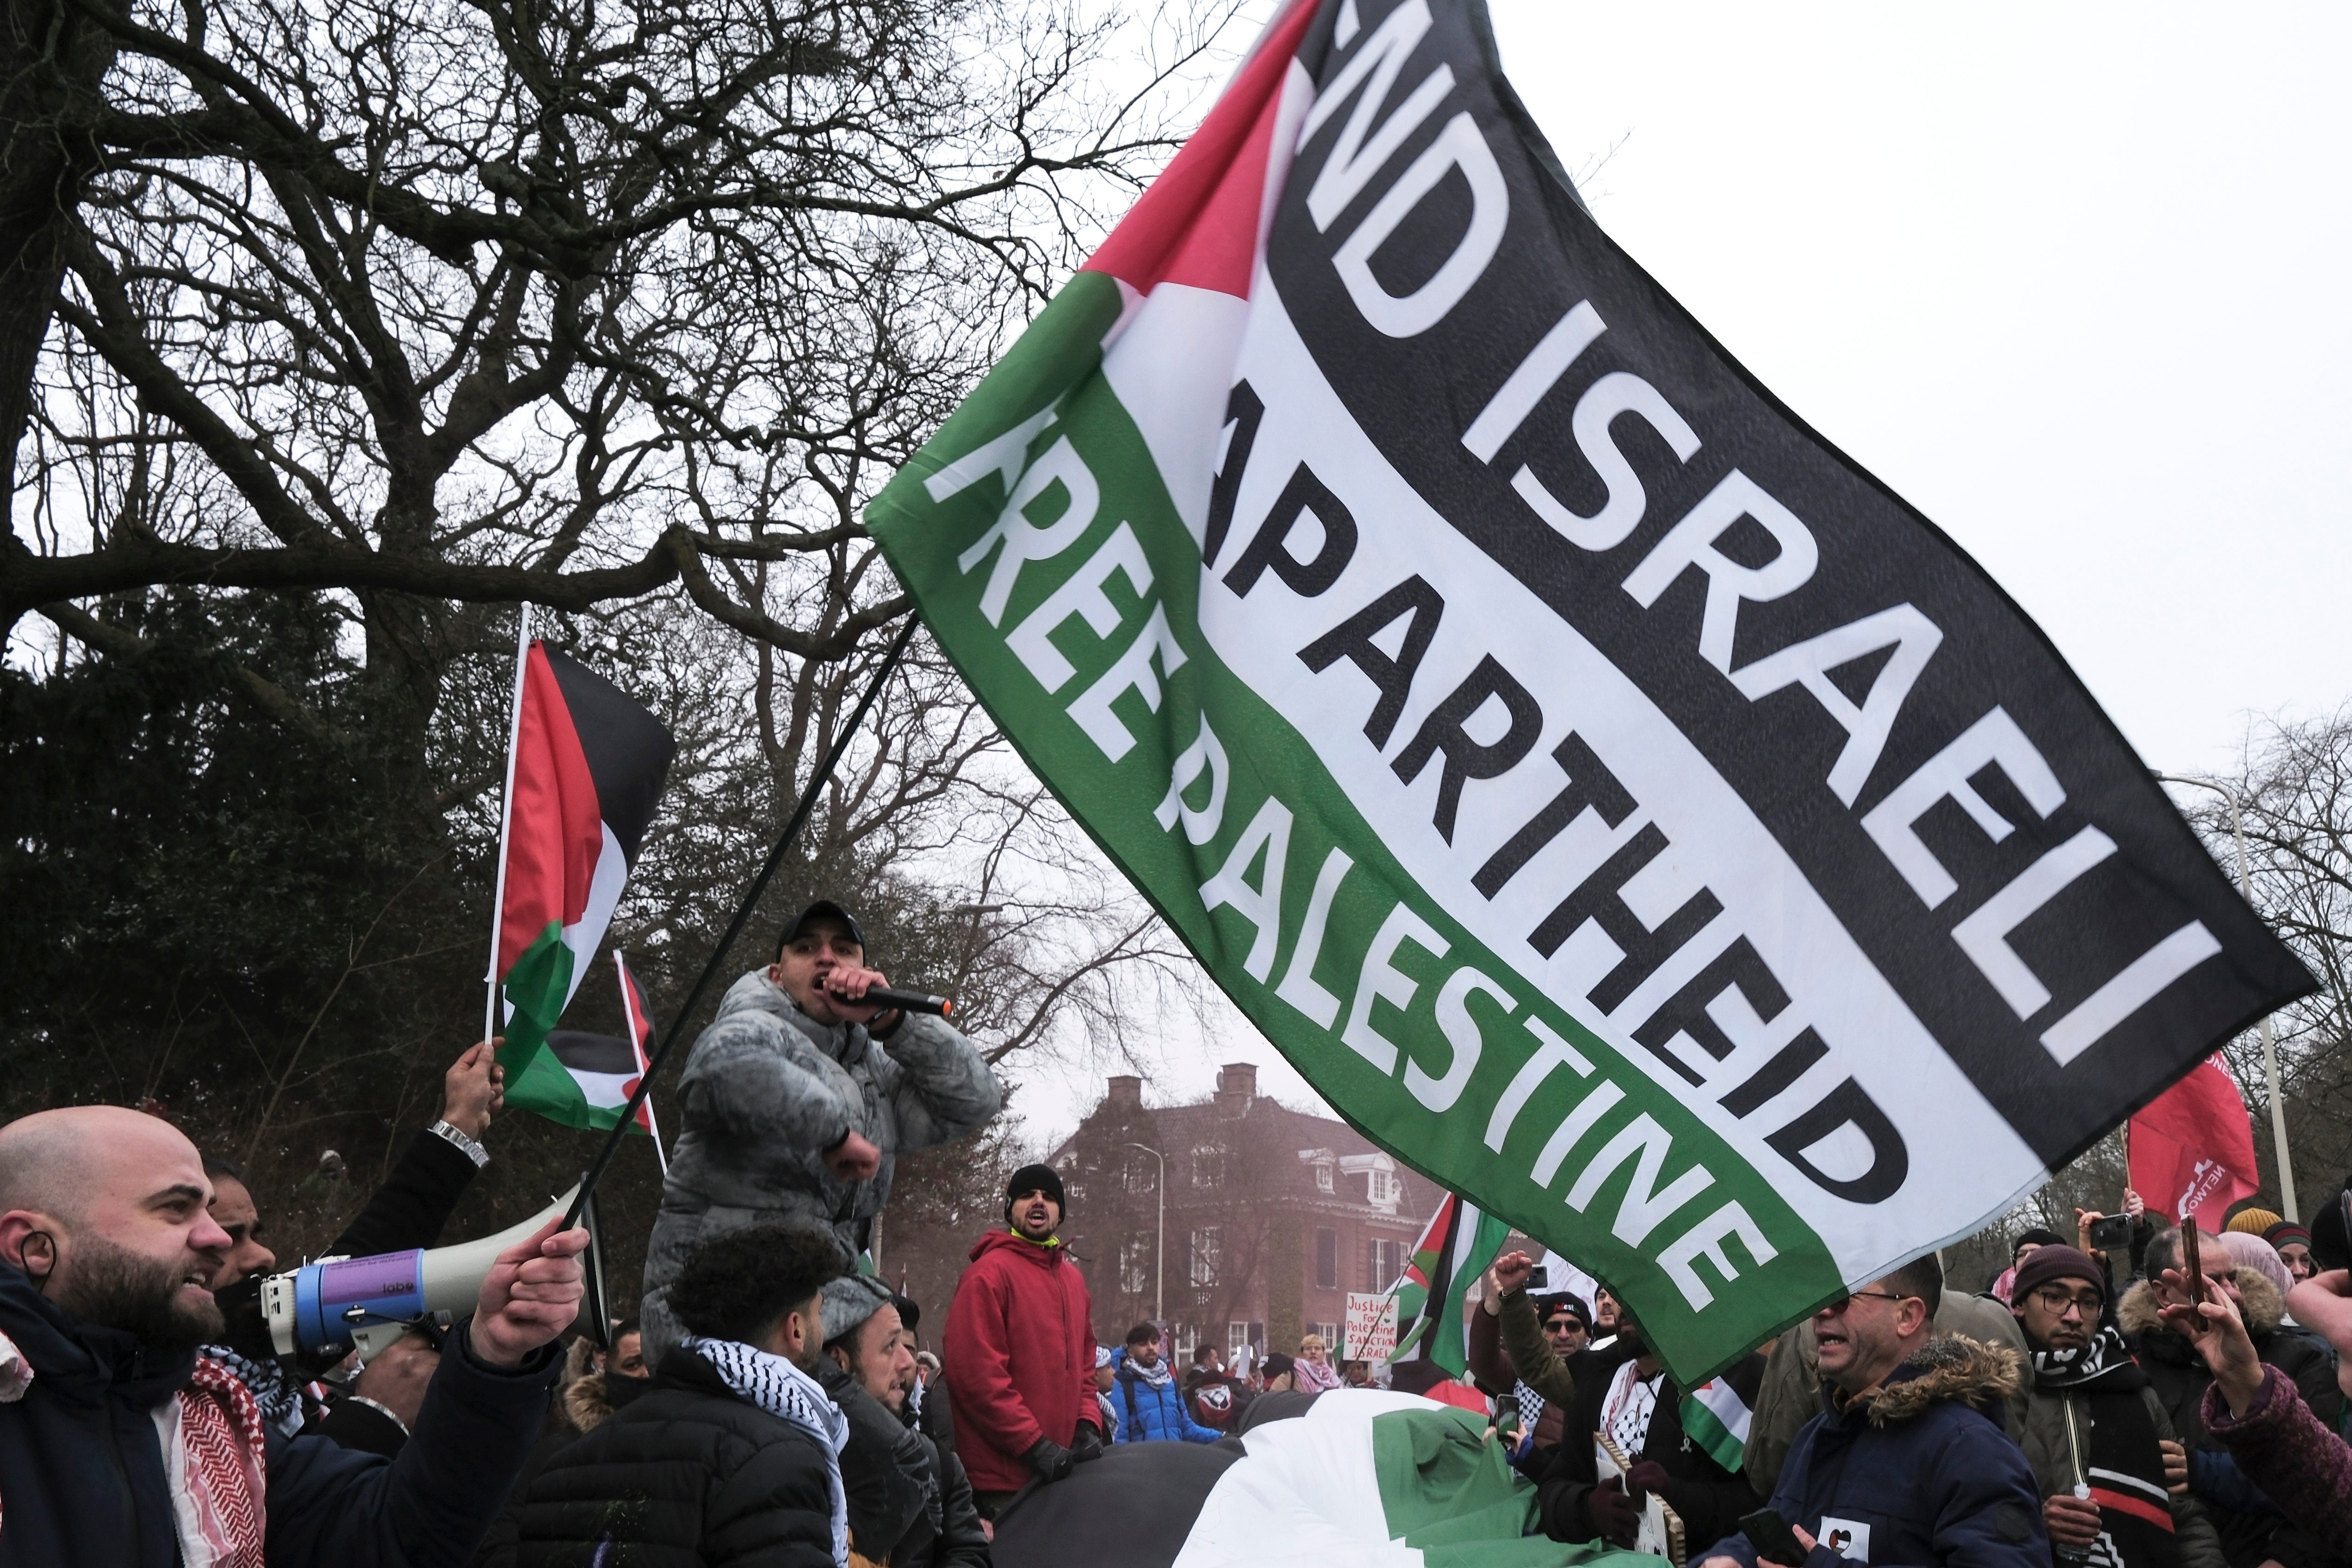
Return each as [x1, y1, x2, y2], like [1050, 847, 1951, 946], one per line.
[1698, 1335, 2050, 1568]
[1110, 1351, 1221, 1444]
[0, 1262, 561, 1568]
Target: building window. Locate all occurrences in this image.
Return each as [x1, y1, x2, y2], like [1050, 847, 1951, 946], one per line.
[1313, 1320, 1340, 1348]
[1365, 1167, 1395, 1205]
[1124, 1153, 1158, 1193]
[1314, 1227, 1338, 1291]
[1120, 1235, 1152, 1296]
[1188, 1227, 1222, 1287]
[1316, 1163, 1333, 1193]
[1368, 1237, 1402, 1291]
[1191, 1144, 1224, 1188]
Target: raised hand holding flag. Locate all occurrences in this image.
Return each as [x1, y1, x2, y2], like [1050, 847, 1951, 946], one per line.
[485, 617, 675, 1105]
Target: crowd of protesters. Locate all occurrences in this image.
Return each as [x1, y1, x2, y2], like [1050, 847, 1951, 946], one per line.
[2, 895, 2350, 1565]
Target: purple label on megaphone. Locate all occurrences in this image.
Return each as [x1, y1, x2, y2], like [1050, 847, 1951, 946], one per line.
[318, 1254, 419, 1306]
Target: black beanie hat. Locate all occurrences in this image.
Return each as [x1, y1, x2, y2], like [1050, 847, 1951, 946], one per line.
[2311, 1182, 2351, 1273]
[1006, 1163, 1067, 1224]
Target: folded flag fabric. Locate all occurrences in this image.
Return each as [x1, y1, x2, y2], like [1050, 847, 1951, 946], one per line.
[490, 640, 675, 1104]
[989, 1388, 1641, 1568]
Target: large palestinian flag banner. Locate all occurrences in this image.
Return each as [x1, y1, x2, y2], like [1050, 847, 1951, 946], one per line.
[865, 0, 2313, 1378]
[490, 640, 675, 1116]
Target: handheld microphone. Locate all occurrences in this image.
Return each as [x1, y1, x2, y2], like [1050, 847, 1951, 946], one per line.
[835, 984, 953, 1017]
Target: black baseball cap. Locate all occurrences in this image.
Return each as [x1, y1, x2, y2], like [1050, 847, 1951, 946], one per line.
[781, 900, 866, 954]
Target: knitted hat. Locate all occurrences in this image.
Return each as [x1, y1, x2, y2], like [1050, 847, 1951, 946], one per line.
[1533, 1293, 1592, 1330]
[2264, 1221, 2313, 1252]
[2011, 1243, 2105, 1304]
[1094, 1344, 1115, 1369]
[1005, 1163, 1067, 1223]
[2225, 1206, 2284, 1237]
[820, 1273, 897, 1348]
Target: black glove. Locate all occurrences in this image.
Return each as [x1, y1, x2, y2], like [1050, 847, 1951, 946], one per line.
[1624, 1459, 1669, 1500]
[1584, 1476, 1640, 1544]
[1070, 1422, 1106, 1462]
[1022, 1435, 1075, 1483]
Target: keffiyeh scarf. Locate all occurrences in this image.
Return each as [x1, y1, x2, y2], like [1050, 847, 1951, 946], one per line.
[150, 1358, 271, 1568]
[686, 1335, 852, 1568]
[1294, 1356, 1343, 1393]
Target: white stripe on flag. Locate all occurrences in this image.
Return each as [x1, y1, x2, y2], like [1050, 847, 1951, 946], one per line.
[1692, 1376, 1752, 1444]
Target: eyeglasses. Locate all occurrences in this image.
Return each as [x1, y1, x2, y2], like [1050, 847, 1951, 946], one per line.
[1821, 1289, 1911, 1315]
[1544, 1319, 1582, 1334]
[2030, 1287, 2103, 1318]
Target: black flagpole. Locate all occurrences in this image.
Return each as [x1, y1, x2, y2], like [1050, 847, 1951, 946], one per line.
[559, 614, 921, 1231]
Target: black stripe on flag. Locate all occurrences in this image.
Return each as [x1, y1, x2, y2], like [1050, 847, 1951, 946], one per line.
[542, 647, 677, 863]
[545, 1028, 640, 1076]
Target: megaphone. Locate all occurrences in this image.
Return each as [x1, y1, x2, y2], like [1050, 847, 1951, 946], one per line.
[261, 1182, 610, 1362]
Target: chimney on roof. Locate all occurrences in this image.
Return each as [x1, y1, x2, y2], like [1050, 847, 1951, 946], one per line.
[1213, 1062, 1257, 1113]
[1106, 1074, 1143, 1109]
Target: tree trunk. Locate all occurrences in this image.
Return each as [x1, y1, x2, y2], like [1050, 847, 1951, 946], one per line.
[0, 0, 118, 502]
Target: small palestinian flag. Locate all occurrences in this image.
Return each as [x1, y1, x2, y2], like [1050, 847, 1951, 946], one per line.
[524, 1030, 653, 1134]
[1389, 1192, 1510, 1377]
[1679, 1351, 1766, 1473]
[615, 951, 668, 1169]
[490, 640, 675, 1111]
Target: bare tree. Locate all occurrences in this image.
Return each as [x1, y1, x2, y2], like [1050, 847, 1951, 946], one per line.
[2180, 710, 2352, 1201]
[6, 0, 1242, 803]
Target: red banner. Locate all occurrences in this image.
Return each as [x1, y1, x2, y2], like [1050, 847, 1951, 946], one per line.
[2129, 1054, 2258, 1224]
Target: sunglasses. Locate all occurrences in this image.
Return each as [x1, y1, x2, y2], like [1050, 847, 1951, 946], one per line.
[1544, 1317, 1583, 1333]
[1820, 1289, 1912, 1315]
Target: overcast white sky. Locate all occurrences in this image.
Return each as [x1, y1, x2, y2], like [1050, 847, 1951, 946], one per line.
[1023, 1, 2352, 1145]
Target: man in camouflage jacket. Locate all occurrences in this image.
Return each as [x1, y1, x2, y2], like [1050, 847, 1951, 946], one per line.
[642, 901, 1002, 1361]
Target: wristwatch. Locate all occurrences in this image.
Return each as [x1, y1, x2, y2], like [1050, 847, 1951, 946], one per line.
[427, 1119, 490, 1169]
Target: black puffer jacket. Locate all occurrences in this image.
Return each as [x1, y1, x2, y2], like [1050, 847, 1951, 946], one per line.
[514, 1348, 839, 1568]
[2120, 1267, 2346, 1568]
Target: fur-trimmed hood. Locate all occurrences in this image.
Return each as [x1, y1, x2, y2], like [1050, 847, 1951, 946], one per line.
[2117, 1264, 2285, 1344]
[563, 1370, 653, 1433]
[1861, 1334, 2022, 1427]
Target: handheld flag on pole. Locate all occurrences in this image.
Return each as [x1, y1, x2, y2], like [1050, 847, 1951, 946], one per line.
[863, 0, 2314, 1379]
[485, 632, 675, 1104]
[1388, 1192, 1509, 1376]
[615, 952, 668, 1174]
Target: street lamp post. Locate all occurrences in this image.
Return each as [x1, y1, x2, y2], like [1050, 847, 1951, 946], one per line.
[2155, 772, 2298, 1221]
[1125, 1142, 1166, 1323]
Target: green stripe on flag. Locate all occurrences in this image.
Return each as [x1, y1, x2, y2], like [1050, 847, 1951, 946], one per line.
[1371, 1406, 1644, 1568]
[496, 921, 596, 1128]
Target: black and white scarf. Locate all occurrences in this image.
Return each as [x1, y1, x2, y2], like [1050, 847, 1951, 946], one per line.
[2029, 1324, 2128, 1389]
[685, 1336, 851, 1568]
[2031, 1327, 2176, 1568]
[1123, 1353, 1175, 1391]
[199, 1344, 310, 1441]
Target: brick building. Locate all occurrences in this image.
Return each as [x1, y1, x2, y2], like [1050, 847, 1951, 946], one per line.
[1047, 1063, 1429, 1364]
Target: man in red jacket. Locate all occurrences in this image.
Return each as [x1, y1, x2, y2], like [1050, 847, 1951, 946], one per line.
[943, 1163, 1104, 1513]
